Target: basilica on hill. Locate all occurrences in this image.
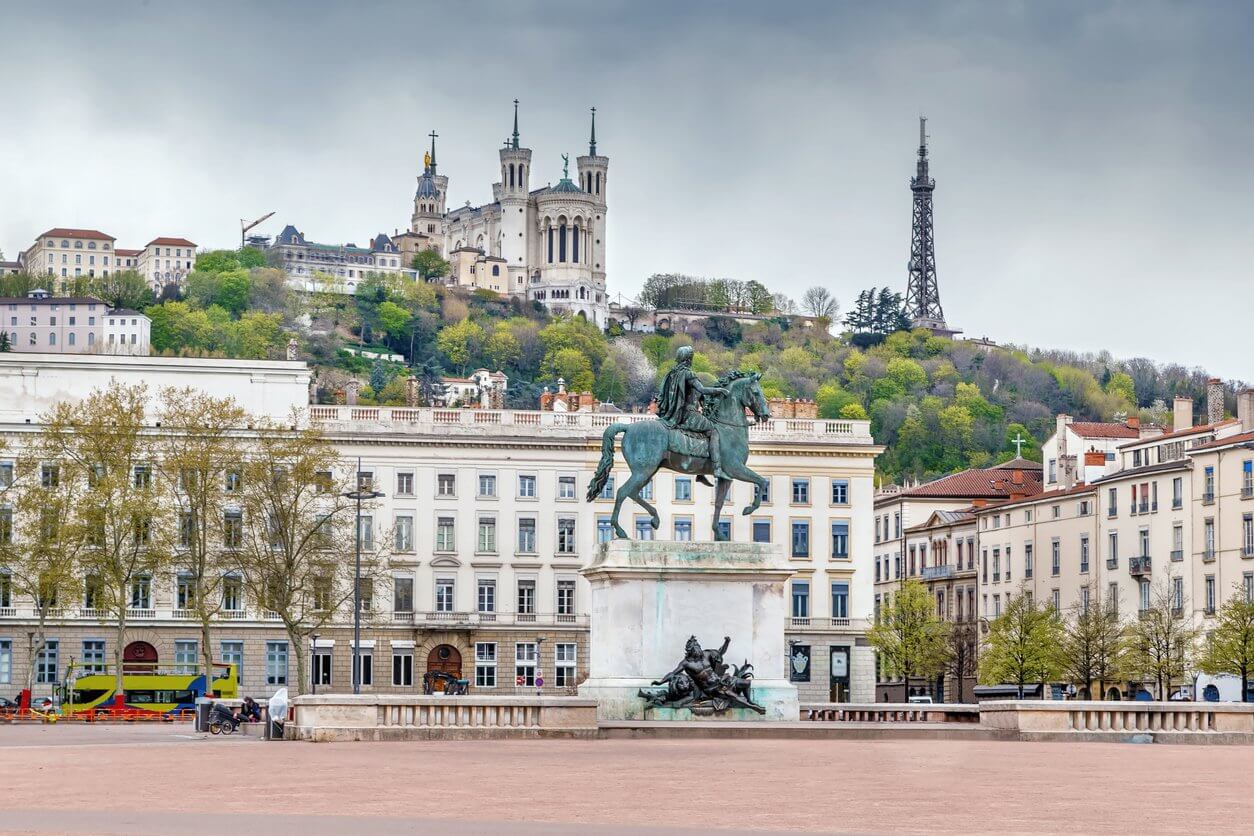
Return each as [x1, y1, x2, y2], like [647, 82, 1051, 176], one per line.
[397, 101, 609, 325]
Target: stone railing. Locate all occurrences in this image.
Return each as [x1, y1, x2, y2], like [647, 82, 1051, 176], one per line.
[801, 703, 980, 724]
[980, 700, 1254, 741]
[287, 694, 599, 741]
[308, 406, 876, 446]
[787, 617, 869, 631]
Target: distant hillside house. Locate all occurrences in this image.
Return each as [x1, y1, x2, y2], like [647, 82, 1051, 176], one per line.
[539, 378, 599, 413]
[269, 225, 416, 294]
[0, 289, 150, 355]
[440, 368, 507, 409]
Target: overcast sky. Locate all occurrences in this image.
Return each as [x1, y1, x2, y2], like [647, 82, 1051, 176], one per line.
[1, 1, 1249, 380]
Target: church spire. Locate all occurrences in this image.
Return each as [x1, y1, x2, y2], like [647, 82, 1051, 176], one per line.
[428, 130, 438, 175]
[511, 99, 520, 150]
[588, 107, 597, 156]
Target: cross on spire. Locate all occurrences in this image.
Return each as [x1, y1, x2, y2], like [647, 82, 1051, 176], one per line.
[511, 99, 520, 149]
[1011, 432, 1026, 457]
[428, 130, 438, 174]
[589, 106, 597, 156]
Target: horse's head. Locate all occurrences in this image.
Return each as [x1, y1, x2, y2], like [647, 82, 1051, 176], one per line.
[728, 372, 770, 423]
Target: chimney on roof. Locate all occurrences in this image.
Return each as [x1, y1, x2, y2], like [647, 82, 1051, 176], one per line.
[1011, 469, 1024, 486]
[1173, 396, 1193, 431]
[345, 379, 359, 406]
[1207, 378, 1224, 426]
[1056, 414, 1072, 457]
[1060, 454, 1077, 490]
[1125, 416, 1140, 430]
[971, 499, 987, 508]
[1238, 388, 1254, 432]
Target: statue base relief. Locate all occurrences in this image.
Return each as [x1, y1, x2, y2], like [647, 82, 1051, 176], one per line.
[577, 540, 800, 722]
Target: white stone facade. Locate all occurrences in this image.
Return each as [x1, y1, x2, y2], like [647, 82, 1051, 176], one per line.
[410, 107, 609, 325]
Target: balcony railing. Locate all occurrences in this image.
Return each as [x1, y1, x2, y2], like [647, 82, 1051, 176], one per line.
[1138, 503, 1149, 514]
[1107, 507, 1118, 518]
[418, 610, 589, 627]
[1129, 556, 1152, 576]
[308, 406, 877, 445]
[217, 609, 247, 620]
[1106, 558, 1118, 570]
[391, 611, 415, 624]
[920, 565, 954, 580]
[1242, 485, 1253, 499]
[0, 606, 16, 617]
[1202, 492, 1215, 505]
[127, 608, 156, 619]
[1171, 549, 1184, 561]
[1203, 549, 1216, 563]
[788, 616, 868, 631]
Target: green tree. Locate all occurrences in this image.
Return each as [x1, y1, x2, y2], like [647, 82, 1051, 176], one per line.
[594, 355, 628, 404]
[543, 347, 595, 392]
[375, 300, 412, 340]
[816, 382, 859, 419]
[867, 579, 952, 685]
[89, 271, 154, 311]
[1059, 586, 1128, 699]
[839, 402, 869, 420]
[369, 360, 388, 393]
[1198, 587, 1254, 702]
[641, 334, 671, 368]
[411, 249, 451, 281]
[416, 358, 446, 406]
[484, 324, 521, 370]
[435, 319, 484, 374]
[216, 269, 251, 316]
[979, 591, 1063, 698]
[885, 357, 927, 391]
[1126, 574, 1200, 698]
[745, 280, 774, 315]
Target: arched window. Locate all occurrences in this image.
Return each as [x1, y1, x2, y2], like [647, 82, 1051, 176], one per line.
[546, 227, 553, 263]
[509, 164, 515, 188]
[87, 332, 94, 345]
[492, 265, 500, 276]
[595, 172, 601, 194]
[519, 165, 524, 183]
[49, 333, 56, 346]
[572, 223, 580, 263]
[68, 332, 76, 346]
[558, 222, 567, 263]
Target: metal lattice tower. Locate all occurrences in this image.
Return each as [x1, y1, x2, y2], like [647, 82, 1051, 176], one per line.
[903, 116, 951, 333]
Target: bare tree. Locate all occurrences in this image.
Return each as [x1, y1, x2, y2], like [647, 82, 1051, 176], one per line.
[801, 286, 839, 320]
[1059, 585, 1128, 699]
[234, 417, 383, 695]
[1126, 574, 1199, 699]
[945, 620, 978, 702]
[3, 444, 87, 696]
[154, 387, 250, 681]
[40, 383, 174, 700]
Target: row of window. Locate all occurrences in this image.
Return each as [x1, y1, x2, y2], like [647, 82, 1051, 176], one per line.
[789, 581, 851, 619]
[311, 641, 578, 690]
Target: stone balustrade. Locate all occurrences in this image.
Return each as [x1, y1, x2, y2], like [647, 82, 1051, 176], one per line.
[308, 405, 876, 445]
[979, 700, 1254, 742]
[288, 694, 599, 741]
[801, 703, 980, 723]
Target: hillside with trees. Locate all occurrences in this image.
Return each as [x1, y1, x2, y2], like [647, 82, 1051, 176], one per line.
[11, 252, 1242, 486]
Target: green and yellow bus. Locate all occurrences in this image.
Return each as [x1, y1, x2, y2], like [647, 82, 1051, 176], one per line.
[58, 662, 238, 716]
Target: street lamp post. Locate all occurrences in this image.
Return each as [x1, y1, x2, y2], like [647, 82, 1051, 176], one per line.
[343, 456, 384, 695]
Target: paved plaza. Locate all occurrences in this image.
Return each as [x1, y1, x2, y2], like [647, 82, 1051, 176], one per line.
[0, 724, 1248, 834]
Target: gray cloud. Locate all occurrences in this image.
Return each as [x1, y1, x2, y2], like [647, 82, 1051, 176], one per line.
[1, 0, 1249, 379]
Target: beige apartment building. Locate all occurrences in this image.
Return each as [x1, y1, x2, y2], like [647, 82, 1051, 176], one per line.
[0, 354, 882, 703]
[905, 508, 979, 701]
[135, 237, 196, 290]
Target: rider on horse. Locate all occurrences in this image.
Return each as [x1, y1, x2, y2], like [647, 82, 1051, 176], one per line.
[656, 345, 730, 481]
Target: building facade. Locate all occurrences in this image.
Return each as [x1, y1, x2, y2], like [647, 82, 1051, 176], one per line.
[0, 356, 880, 703]
[15, 228, 196, 291]
[0, 290, 150, 355]
[269, 226, 413, 294]
[408, 106, 609, 324]
[135, 237, 196, 291]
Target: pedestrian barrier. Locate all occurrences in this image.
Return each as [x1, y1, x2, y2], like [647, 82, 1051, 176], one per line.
[801, 703, 980, 723]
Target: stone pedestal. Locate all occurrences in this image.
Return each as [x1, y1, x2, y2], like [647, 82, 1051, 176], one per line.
[577, 540, 799, 721]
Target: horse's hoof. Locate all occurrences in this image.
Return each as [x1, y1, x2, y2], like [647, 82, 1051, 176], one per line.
[650, 517, 660, 529]
[741, 507, 754, 516]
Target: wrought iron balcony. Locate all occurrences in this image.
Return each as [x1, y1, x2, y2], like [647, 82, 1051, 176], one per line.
[1138, 503, 1149, 514]
[1202, 492, 1215, 505]
[1129, 555, 1152, 576]
[1171, 549, 1184, 561]
[921, 565, 954, 580]
[1242, 485, 1253, 499]
[1203, 549, 1216, 563]
[1106, 558, 1118, 570]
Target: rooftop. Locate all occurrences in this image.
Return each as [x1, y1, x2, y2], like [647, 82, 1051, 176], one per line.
[37, 228, 115, 241]
[145, 237, 197, 248]
[1185, 430, 1254, 454]
[1118, 419, 1238, 448]
[876, 459, 1043, 505]
[1067, 421, 1140, 440]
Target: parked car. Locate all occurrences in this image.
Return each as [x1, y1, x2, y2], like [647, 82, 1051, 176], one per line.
[28, 696, 53, 711]
[0, 696, 20, 711]
[907, 695, 934, 704]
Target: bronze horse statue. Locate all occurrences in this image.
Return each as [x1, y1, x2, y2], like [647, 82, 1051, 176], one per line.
[586, 371, 771, 540]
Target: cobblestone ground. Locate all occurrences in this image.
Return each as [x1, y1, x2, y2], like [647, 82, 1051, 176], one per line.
[0, 724, 1248, 835]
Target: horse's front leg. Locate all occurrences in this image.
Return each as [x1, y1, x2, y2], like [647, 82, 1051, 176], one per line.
[721, 459, 767, 516]
[713, 478, 732, 540]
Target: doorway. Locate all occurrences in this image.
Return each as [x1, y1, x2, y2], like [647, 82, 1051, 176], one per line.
[426, 645, 462, 691]
[829, 646, 850, 702]
[123, 641, 158, 674]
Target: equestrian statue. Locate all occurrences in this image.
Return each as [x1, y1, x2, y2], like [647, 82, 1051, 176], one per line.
[585, 345, 771, 541]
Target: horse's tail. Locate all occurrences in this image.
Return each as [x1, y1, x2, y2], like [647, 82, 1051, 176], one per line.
[586, 423, 628, 501]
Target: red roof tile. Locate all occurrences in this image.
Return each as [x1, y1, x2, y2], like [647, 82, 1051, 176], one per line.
[145, 237, 197, 247]
[975, 482, 1095, 511]
[1118, 419, 1238, 448]
[37, 228, 115, 241]
[879, 465, 1044, 503]
[1068, 422, 1139, 439]
[1185, 430, 1254, 453]
[114, 248, 142, 257]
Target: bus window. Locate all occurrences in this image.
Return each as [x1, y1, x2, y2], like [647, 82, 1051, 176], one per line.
[72, 689, 110, 704]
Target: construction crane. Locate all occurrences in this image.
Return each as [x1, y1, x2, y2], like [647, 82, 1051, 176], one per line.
[240, 211, 276, 248]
